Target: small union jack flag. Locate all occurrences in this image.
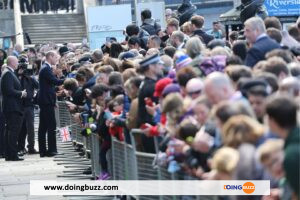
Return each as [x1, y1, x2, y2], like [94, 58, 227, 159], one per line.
[60, 127, 71, 142]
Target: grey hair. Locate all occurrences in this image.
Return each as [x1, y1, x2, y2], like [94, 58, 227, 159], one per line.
[185, 37, 204, 59]
[205, 71, 233, 90]
[245, 17, 266, 34]
[171, 31, 185, 43]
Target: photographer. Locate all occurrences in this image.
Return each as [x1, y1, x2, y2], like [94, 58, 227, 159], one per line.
[16, 56, 39, 154]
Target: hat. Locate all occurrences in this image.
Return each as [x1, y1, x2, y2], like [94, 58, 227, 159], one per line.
[119, 51, 135, 60]
[139, 53, 164, 68]
[186, 78, 204, 93]
[59, 46, 69, 56]
[240, 79, 271, 97]
[175, 54, 192, 71]
[78, 55, 92, 63]
[154, 78, 173, 97]
[162, 83, 181, 98]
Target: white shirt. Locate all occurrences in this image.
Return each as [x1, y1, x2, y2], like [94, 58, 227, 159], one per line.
[6, 66, 15, 72]
[40, 61, 52, 71]
[44, 61, 52, 68]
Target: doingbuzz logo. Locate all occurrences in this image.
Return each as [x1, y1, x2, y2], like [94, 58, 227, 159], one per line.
[224, 182, 255, 194]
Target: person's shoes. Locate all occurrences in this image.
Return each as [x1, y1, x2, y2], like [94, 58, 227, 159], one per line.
[18, 151, 24, 157]
[5, 157, 24, 161]
[96, 172, 111, 180]
[0, 154, 4, 159]
[40, 153, 47, 157]
[11, 157, 24, 161]
[83, 167, 92, 175]
[18, 149, 28, 156]
[28, 149, 39, 154]
[47, 152, 58, 157]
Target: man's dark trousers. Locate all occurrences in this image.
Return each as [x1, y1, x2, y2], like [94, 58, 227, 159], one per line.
[38, 105, 57, 155]
[20, 0, 32, 13]
[0, 111, 5, 157]
[4, 112, 24, 159]
[18, 106, 35, 151]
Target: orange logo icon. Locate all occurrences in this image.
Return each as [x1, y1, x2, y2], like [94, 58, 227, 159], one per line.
[243, 182, 255, 194]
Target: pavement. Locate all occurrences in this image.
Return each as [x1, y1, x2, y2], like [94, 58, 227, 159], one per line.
[0, 152, 67, 200]
[0, 111, 110, 200]
[0, 110, 67, 200]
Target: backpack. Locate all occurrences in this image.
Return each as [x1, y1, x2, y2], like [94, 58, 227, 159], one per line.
[138, 29, 150, 49]
[141, 22, 161, 36]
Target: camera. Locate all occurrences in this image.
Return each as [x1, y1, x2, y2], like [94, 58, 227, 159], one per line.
[17, 56, 33, 76]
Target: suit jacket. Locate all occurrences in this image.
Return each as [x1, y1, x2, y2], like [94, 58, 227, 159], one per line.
[38, 63, 64, 106]
[245, 36, 281, 67]
[192, 29, 214, 45]
[0, 67, 24, 114]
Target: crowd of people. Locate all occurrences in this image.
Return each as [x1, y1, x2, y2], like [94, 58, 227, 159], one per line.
[0, 0, 75, 13]
[0, 7, 300, 200]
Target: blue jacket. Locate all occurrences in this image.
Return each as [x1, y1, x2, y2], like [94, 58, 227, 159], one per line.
[82, 73, 99, 90]
[245, 36, 280, 67]
[38, 63, 64, 106]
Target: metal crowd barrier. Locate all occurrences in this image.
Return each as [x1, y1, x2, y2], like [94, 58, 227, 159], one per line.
[111, 136, 137, 180]
[57, 101, 72, 128]
[55, 101, 93, 180]
[90, 133, 100, 178]
[56, 101, 84, 147]
[55, 101, 202, 199]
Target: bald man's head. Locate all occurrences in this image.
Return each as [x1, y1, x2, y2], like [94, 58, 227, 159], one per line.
[7, 56, 19, 70]
[279, 77, 300, 97]
[204, 72, 234, 104]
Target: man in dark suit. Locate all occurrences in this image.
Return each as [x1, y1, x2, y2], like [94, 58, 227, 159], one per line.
[244, 17, 281, 67]
[0, 56, 27, 161]
[38, 51, 64, 157]
[0, 68, 5, 159]
[190, 15, 214, 46]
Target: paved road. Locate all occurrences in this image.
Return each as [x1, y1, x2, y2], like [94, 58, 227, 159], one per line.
[0, 110, 67, 200]
[0, 152, 67, 200]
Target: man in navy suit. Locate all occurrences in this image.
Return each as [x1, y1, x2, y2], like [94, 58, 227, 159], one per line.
[244, 17, 281, 67]
[0, 56, 27, 161]
[38, 51, 64, 157]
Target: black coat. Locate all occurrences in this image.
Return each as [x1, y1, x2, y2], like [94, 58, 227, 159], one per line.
[37, 63, 64, 106]
[0, 68, 24, 114]
[192, 29, 214, 45]
[137, 77, 158, 127]
[20, 75, 39, 107]
[71, 87, 85, 106]
[141, 19, 161, 36]
[245, 36, 281, 67]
